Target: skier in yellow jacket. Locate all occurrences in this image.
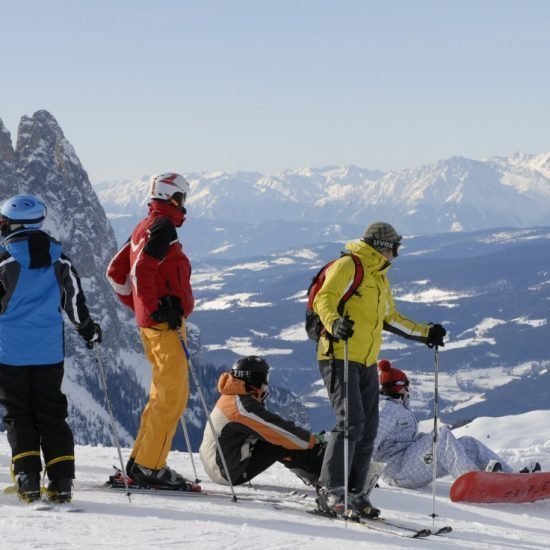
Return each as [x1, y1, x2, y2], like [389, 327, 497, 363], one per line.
[314, 222, 446, 519]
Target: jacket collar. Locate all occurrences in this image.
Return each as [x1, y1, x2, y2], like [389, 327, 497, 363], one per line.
[217, 372, 263, 400]
[148, 200, 185, 227]
[344, 239, 391, 272]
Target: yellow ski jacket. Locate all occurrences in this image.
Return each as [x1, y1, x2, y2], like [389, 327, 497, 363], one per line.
[313, 239, 431, 366]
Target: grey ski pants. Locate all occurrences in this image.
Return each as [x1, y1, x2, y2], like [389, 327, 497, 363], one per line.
[319, 359, 379, 493]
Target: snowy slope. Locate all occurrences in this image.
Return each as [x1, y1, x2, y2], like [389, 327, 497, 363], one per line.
[1, 411, 549, 549]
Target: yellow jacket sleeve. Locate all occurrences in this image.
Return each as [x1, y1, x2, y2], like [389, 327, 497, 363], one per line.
[312, 256, 357, 337]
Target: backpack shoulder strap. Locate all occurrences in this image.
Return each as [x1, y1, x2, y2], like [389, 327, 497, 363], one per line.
[339, 253, 363, 304]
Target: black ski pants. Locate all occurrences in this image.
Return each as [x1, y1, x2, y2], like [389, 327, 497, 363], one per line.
[319, 359, 379, 493]
[234, 440, 325, 486]
[0, 362, 75, 480]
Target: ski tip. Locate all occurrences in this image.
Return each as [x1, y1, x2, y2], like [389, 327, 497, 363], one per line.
[412, 529, 432, 538]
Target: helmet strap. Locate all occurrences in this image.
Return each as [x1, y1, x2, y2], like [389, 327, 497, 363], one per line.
[0, 222, 22, 237]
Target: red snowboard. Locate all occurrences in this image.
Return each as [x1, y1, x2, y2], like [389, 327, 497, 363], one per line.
[450, 471, 550, 503]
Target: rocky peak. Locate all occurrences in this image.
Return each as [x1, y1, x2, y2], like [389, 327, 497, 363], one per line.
[2, 110, 148, 445]
[0, 119, 16, 195]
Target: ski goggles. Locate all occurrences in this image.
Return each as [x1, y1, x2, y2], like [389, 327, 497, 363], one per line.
[382, 379, 409, 389]
[369, 238, 402, 257]
[169, 192, 187, 213]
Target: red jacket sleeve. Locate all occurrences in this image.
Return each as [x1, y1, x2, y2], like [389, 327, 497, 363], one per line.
[106, 240, 135, 310]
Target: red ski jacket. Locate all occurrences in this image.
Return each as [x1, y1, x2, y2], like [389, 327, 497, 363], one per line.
[106, 200, 194, 327]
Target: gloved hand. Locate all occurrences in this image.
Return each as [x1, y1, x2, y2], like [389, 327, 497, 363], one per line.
[332, 316, 355, 340]
[79, 321, 102, 349]
[427, 323, 446, 348]
[313, 431, 327, 445]
[151, 296, 184, 330]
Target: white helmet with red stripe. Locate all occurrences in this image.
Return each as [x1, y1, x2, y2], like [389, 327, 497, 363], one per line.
[149, 173, 190, 202]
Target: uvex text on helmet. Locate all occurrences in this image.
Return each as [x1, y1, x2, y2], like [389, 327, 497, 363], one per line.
[363, 221, 402, 256]
[0, 195, 47, 229]
[231, 356, 271, 388]
[149, 173, 190, 202]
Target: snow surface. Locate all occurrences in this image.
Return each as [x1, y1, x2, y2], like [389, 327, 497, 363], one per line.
[1, 412, 549, 549]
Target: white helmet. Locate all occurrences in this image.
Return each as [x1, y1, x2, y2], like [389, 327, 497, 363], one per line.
[149, 173, 190, 203]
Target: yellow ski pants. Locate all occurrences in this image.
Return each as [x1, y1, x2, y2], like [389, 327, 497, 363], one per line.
[131, 322, 189, 469]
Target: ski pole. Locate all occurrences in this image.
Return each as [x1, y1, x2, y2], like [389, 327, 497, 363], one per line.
[430, 345, 440, 522]
[180, 415, 201, 483]
[343, 338, 350, 522]
[177, 328, 238, 501]
[93, 345, 131, 502]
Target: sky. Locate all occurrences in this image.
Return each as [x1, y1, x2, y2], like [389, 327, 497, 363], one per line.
[2, 0, 550, 184]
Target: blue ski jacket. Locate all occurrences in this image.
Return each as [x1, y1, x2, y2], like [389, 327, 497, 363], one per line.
[0, 229, 94, 366]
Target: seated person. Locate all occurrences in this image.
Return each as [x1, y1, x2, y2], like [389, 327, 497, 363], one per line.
[199, 355, 325, 486]
[372, 359, 540, 489]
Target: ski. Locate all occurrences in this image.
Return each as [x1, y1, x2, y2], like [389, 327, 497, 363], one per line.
[48, 503, 85, 513]
[362, 516, 452, 537]
[25, 502, 84, 512]
[305, 508, 440, 539]
[269, 492, 452, 539]
[103, 474, 308, 504]
[105, 484, 308, 504]
[28, 501, 54, 511]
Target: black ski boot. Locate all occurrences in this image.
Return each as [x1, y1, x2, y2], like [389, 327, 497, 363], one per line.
[16, 472, 41, 503]
[316, 487, 345, 516]
[131, 463, 191, 489]
[520, 462, 542, 473]
[125, 457, 135, 477]
[349, 492, 381, 519]
[486, 460, 503, 472]
[47, 478, 73, 503]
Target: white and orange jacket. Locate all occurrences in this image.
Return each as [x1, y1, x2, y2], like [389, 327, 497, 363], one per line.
[199, 373, 317, 485]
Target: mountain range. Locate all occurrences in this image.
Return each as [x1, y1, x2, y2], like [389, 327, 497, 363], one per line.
[94, 140, 550, 430]
[96, 150, 550, 259]
[0, 111, 310, 450]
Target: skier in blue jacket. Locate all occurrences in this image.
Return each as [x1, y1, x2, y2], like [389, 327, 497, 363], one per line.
[0, 195, 101, 504]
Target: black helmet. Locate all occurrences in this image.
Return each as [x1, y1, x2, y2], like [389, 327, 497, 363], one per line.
[231, 356, 271, 388]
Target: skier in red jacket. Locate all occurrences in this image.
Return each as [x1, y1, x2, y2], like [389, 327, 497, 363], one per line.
[107, 173, 194, 489]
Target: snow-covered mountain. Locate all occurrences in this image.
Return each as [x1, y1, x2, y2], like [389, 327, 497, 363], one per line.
[96, 152, 550, 252]
[0, 112, 148, 445]
[1, 110, 548, 449]
[0, 111, 309, 449]
[188, 228, 550, 430]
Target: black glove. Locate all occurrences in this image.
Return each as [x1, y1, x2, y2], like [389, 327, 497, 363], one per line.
[332, 316, 355, 340]
[79, 320, 102, 349]
[427, 323, 446, 348]
[151, 296, 184, 330]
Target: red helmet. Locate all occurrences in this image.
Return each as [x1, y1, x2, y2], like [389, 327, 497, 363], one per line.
[378, 359, 409, 393]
